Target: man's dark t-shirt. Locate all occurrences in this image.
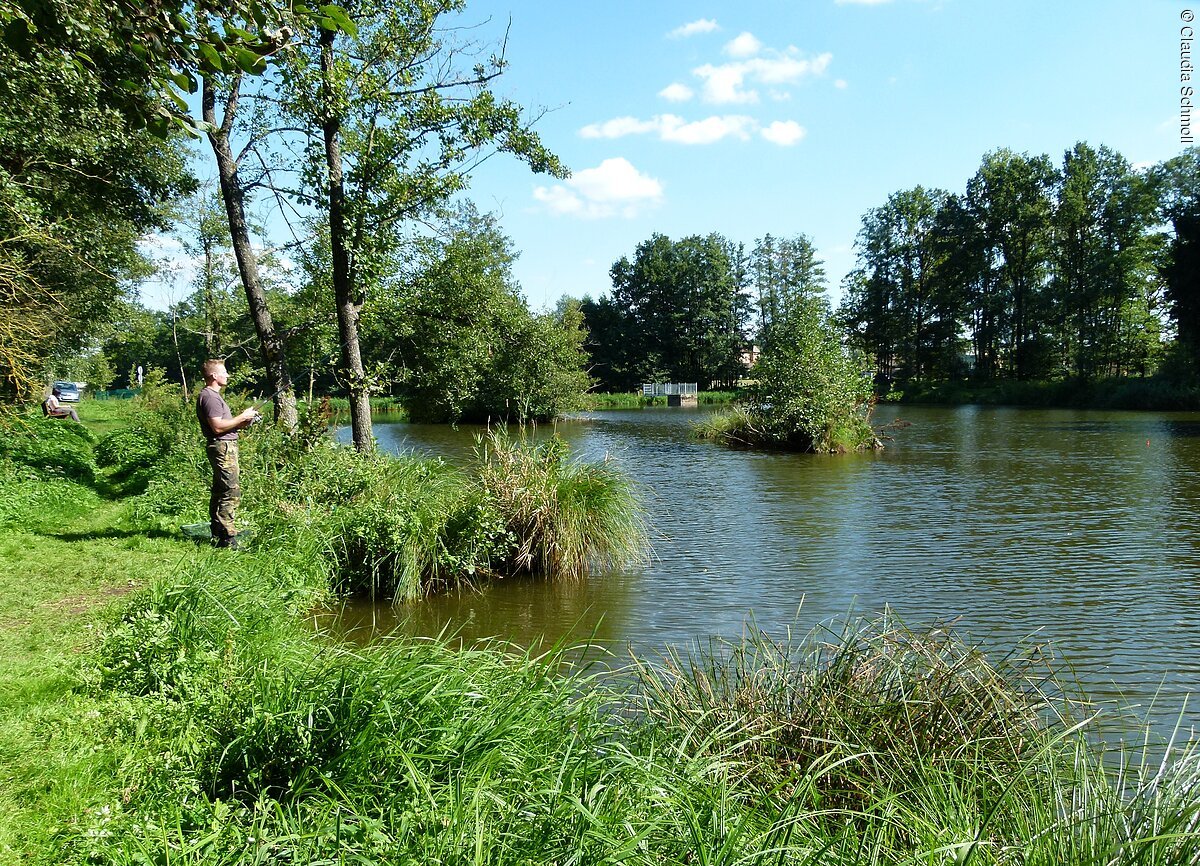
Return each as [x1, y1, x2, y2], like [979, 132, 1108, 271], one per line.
[197, 388, 237, 442]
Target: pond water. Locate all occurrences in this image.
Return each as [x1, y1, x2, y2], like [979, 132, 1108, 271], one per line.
[333, 405, 1200, 735]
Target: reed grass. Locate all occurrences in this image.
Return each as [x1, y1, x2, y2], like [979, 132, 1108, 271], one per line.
[474, 426, 649, 577]
[77, 572, 1200, 865]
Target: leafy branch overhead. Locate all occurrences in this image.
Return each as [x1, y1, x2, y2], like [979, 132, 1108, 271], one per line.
[0, 0, 359, 135]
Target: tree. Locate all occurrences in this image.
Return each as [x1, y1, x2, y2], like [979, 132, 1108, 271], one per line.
[608, 233, 745, 389]
[0, 6, 192, 400]
[749, 298, 877, 452]
[578, 294, 639, 391]
[751, 233, 827, 345]
[202, 73, 299, 429]
[361, 208, 588, 422]
[1155, 148, 1200, 372]
[279, 0, 565, 450]
[1, 0, 348, 135]
[840, 189, 960, 383]
[964, 150, 1056, 379]
[1051, 143, 1161, 378]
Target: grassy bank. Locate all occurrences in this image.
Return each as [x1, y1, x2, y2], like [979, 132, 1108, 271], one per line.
[316, 395, 409, 420]
[2, 402, 1199, 863]
[891, 376, 1200, 411]
[582, 390, 739, 410]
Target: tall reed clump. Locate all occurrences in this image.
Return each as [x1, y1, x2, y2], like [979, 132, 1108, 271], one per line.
[628, 614, 1200, 861]
[474, 426, 648, 577]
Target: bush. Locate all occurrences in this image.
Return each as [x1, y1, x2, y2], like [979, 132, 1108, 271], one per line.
[0, 414, 96, 481]
[131, 449, 209, 528]
[247, 438, 512, 601]
[697, 303, 880, 453]
[240, 427, 646, 599]
[95, 426, 170, 474]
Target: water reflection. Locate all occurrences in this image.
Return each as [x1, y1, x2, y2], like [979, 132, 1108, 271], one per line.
[331, 405, 1200, 735]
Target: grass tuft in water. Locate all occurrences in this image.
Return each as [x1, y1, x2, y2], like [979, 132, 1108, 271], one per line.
[474, 426, 649, 577]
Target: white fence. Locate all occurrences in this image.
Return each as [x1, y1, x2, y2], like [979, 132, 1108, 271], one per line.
[641, 382, 699, 397]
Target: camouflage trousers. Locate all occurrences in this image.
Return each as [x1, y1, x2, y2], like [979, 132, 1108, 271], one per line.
[206, 440, 241, 540]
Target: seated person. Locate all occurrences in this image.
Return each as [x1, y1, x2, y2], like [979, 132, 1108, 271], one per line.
[43, 387, 80, 422]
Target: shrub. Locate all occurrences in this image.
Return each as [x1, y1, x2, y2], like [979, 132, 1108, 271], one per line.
[0, 414, 96, 481]
[95, 426, 169, 473]
[247, 439, 511, 601]
[131, 449, 209, 528]
[475, 427, 648, 577]
[698, 302, 880, 453]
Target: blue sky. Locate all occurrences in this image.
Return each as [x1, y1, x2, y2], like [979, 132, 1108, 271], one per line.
[448, 0, 1193, 309]
[141, 0, 1194, 311]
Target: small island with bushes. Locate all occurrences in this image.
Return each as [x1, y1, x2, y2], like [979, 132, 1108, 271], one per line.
[695, 299, 882, 454]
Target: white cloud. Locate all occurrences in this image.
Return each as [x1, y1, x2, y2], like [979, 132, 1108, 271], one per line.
[658, 82, 694, 102]
[579, 116, 661, 139]
[693, 49, 832, 104]
[834, 78, 848, 89]
[749, 51, 832, 84]
[662, 115, 756, 144]
[693, 62, 759, 105]
[724, 32, 762, 58]
[578, 114, 757, 145]
[760, 120, 807, 146]
[533, 184, 585, 216]
[669, 18, 718, 38]
[534, 158, 663, 219]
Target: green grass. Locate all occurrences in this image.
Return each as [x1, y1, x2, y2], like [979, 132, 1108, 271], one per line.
[694, 404, 882, 454]
[0, 483, 204, 862]
[583, 390, 740, 409]
[892, 376, 1200, 411]
[2, 396, 1199, 864]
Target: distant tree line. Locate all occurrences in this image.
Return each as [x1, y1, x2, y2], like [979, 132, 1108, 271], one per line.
[578, 231, 829, 391]
[839, 143, 1200, 385]
[577, 143, 1200, 395]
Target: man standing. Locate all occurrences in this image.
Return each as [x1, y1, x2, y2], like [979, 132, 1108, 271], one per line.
[196, 359, 260, 549]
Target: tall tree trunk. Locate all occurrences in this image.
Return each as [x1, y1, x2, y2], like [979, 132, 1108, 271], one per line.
[202, 76, 298, 432]
[320, 29, 373, 452]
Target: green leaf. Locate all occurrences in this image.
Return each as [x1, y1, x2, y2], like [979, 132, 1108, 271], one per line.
[165, 87, 189, 113]
[197, 43, 224, 72]
[232, 46, 266, 75]
[319, 5, 358, 37]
